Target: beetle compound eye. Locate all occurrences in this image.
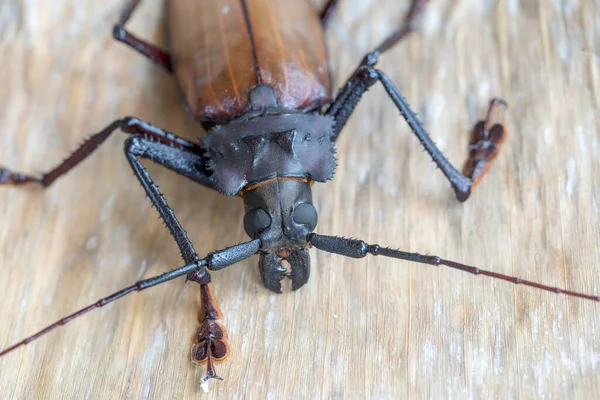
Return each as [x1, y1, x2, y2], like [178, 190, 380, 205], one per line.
[292, 203, 318, 231]
[243, 208, 272, 237]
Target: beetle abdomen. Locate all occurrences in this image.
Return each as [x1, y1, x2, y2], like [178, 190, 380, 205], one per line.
[167, 0, 331, 124]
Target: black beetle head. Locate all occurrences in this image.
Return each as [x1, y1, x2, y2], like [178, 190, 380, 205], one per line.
[241, 178, 317, 292]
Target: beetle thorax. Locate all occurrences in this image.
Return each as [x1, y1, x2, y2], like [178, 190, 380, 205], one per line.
[202, 110, 336, 196]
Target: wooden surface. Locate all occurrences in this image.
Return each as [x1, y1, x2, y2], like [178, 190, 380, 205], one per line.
[1, 0, 599, 398]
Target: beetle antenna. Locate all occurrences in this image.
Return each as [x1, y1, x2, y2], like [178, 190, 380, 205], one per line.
[309, 233, 600, 301]
[0, 239, 260, 357]
[0, 262, 200, 357]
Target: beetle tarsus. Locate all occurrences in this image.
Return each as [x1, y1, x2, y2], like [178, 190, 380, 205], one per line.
[462, 98, 508, 188]
[191, 284, 229, 382]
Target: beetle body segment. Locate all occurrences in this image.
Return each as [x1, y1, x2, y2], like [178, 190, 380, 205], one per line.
[202, 106, 336, 195]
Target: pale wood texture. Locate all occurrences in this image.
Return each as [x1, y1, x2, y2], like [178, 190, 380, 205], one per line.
[1, 0, 599, 398]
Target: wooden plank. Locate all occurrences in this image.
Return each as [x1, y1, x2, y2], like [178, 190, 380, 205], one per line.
[1, 0, 599, 398]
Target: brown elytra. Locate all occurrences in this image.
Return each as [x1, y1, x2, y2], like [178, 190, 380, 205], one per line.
[168, 0, 331, 124]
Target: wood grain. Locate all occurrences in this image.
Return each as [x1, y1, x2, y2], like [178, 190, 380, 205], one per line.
[1, 0, 599, 398]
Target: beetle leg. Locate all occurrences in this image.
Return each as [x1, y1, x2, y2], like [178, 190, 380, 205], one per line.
[326, 0, 429, 123]
[374, 0, 430, 55]
[321, 0, 428, 31]
[126, 136, 236, 383]
[325, 0, 506, 201]
[124, 135, 212, 265]
[327, 65, 505, 201]
[326, 0, 430, 136]
[112, 0, 172, 73]
[0, 117, 213, 189]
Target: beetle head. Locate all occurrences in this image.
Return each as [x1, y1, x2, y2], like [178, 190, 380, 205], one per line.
[241, 178, 317, 292]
